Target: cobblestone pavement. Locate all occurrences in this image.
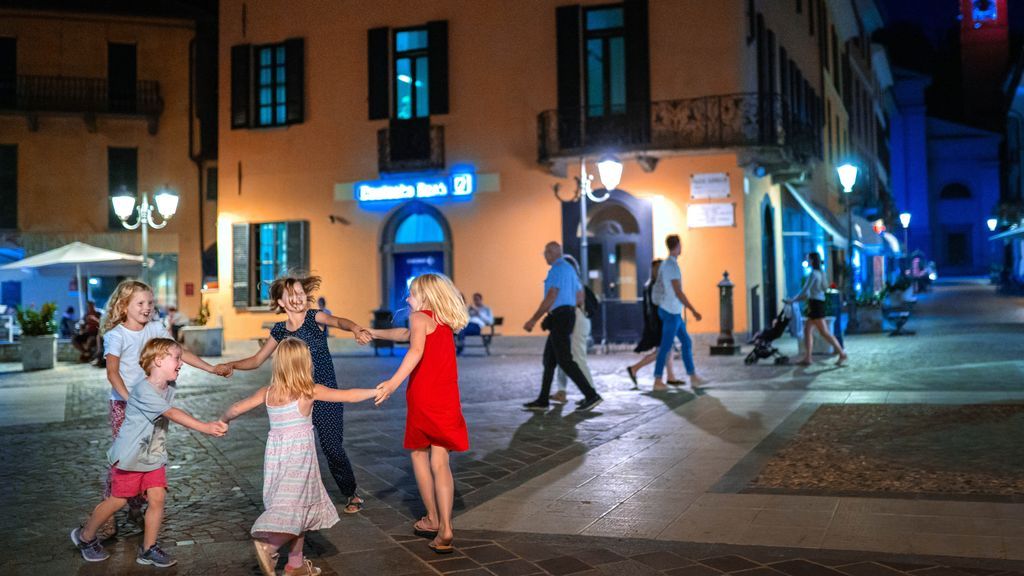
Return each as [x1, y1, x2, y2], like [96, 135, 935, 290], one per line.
[1, 280, 1023, 574]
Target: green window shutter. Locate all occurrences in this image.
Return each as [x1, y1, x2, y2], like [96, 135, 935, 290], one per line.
[232, 223, 251, 307]
[286, 220, 309, 274]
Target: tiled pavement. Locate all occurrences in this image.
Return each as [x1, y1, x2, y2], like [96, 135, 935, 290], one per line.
[2, 280, 1024, 574]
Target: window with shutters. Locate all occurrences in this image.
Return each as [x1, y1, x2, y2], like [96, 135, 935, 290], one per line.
[584, 6, 626, 118]
[0, 145, 15, 230]
[394, 28, 430, 119]
[232, 221, 309, 308]
[231, 39, 304, 129]
[256, 44, 288, 127]
[368, 22, 449, 121]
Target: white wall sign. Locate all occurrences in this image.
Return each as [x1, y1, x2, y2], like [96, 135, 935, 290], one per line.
[687, 203, 735, 228]
[690, 172, 730, 199]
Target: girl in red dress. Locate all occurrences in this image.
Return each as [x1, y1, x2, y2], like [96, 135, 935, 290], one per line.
[372, 273, 469, 554]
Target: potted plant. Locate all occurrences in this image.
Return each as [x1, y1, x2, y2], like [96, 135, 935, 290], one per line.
[180, 298, 223, 357]
[16, 302, 58, 370]
[853, 291, 884, 333]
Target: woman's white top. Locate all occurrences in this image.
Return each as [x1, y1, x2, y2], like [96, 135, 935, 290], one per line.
[793, 269, 826, 302]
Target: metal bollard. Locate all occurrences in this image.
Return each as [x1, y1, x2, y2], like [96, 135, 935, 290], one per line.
[710, 271, 740, 355]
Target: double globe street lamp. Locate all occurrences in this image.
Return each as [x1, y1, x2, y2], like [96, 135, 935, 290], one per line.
[111, 185, 180, 283]
[577, 156, 623, 283]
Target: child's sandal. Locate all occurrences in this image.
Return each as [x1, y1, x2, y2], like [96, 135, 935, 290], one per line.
[343, 495, 364, 514]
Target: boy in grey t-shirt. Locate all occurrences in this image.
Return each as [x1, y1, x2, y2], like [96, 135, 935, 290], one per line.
[71, 339, 227, 567]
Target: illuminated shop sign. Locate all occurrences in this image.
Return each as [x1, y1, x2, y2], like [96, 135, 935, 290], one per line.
[356, 172, 474, 203]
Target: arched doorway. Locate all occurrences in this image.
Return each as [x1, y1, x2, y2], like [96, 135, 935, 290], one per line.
[562, 189, 652, 343]
[762, 198, 778, 323]
[380, 201, 452, 317]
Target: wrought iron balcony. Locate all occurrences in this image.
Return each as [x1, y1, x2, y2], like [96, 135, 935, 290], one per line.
[537, 93, 817, 167]
[0, 75, 163, 134]
[377, 119, 445, 174]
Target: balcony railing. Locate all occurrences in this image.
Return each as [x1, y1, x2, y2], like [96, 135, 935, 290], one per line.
[538, 93, 817, 166]
[0, 75, 163, 133]
[377, 120, 445, 174]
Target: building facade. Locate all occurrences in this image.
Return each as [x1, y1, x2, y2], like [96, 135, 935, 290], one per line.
[0, 3, 216, 316]
[214, 0, 887, 341]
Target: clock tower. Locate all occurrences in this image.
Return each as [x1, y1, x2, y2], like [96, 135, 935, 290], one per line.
[959, 0, 1009, 128]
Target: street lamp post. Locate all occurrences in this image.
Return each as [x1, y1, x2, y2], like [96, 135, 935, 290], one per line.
[577, 156, 621, 293]
[899, 212, 912, 271]
[837, 163, 859, 332]
[111, 185, 180, 283]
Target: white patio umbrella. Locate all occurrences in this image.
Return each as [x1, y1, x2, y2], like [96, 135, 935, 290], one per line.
[0, 242, 150, 315]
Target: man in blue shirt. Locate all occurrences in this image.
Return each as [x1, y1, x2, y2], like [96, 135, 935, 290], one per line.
[523, 242, 602, 411]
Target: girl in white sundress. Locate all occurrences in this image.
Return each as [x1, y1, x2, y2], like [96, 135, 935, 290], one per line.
[220, 337, 377, 576]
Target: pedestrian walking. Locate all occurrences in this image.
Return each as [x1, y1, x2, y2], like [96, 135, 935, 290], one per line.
[317, 296, 332, 337]
[219, 275, 373, 514]
[652, 235, 706, 391]
[625, 259, 680, 388]
[785, 252, 847, 366]
[552, 254, 595, 403]
[220, 338, 377, 576]
[71, 338, 227, 567]
[522, 242, 603, 411]
[98, 280, 230, 539]
[371, 273, 471, 554]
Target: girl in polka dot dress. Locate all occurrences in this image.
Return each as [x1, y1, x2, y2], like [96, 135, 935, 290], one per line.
[221, 275, 373, 513]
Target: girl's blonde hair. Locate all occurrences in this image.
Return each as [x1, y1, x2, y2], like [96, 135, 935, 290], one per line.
[101, 280, 153, 334]
[410, 273, 469, 332]
[268, 275, 321, 314]
[270, 337, 316, 400]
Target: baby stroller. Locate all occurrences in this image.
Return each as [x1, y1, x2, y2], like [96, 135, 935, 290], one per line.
[744, 305, 792, 365]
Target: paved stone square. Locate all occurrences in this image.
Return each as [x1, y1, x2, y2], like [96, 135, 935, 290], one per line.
[1, 280, 1023, 574]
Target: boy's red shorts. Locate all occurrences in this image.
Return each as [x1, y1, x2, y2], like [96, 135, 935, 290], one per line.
[110, 466, 167, 498]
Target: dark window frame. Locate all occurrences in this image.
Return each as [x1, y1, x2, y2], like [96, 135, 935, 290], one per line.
[583, 3, 627, 118]
[392, 26, 430, 120]
[0, 144, 16, 230]
[232, 219, 309, 308]
[254, 42, 288, 127]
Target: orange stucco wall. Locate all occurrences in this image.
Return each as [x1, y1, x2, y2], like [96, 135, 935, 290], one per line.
[215, 0, 848, 340]
[0, 10, 204, 314]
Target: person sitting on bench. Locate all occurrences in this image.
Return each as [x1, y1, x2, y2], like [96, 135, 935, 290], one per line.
[457, 293, 493, 353]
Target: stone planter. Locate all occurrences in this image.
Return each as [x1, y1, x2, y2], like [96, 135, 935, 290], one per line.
[21, 334, 57, 371]
[180, 326, 223, 357]
[797, 316, 837, 355]
[853, 307, 885, 333]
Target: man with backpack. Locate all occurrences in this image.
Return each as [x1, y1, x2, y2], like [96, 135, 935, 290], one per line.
[522, 242, 603, 412]
[652, 234, 706, 391]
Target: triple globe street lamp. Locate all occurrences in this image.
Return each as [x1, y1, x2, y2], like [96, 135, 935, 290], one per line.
[111, 185, 180, 283]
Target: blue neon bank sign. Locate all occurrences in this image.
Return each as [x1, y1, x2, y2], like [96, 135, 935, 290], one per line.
[356, 172, 474, 203]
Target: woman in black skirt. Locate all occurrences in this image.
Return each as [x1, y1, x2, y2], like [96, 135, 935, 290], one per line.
[625, 260, 680, 388]
[785, 252, 847, 366]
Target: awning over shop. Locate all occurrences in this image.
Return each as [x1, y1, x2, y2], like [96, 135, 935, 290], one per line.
[990, 225, 1024, 241]
[882, 232, 902, 255]
[783, 183, 849, 249]
[849, 215, 884, 252]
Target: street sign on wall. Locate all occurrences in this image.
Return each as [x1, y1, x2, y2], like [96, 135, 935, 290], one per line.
[687, 203, 735, 228]
[690, 172, 730, 199]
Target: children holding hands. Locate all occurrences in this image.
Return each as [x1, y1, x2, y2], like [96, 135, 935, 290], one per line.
[371, 273, 470, 554]
[220, 338, 378, 576]
[72, 338, 227, 567]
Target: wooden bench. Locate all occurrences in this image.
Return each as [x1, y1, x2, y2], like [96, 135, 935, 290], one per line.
[882, 303, 915, 337]
[456, 317, 503, 356]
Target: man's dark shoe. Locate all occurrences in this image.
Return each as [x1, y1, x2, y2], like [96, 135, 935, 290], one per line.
[522, 400, 549, 410]
[577, 396, 603, 412]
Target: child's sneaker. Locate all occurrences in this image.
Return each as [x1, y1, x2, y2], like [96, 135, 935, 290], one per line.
[70, 527, 110, 562]
[137, 544, 177, 568]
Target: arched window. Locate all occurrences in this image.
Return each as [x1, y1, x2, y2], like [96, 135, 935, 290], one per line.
[395, 213, 444, 244]
[939, 183, 972, 200]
